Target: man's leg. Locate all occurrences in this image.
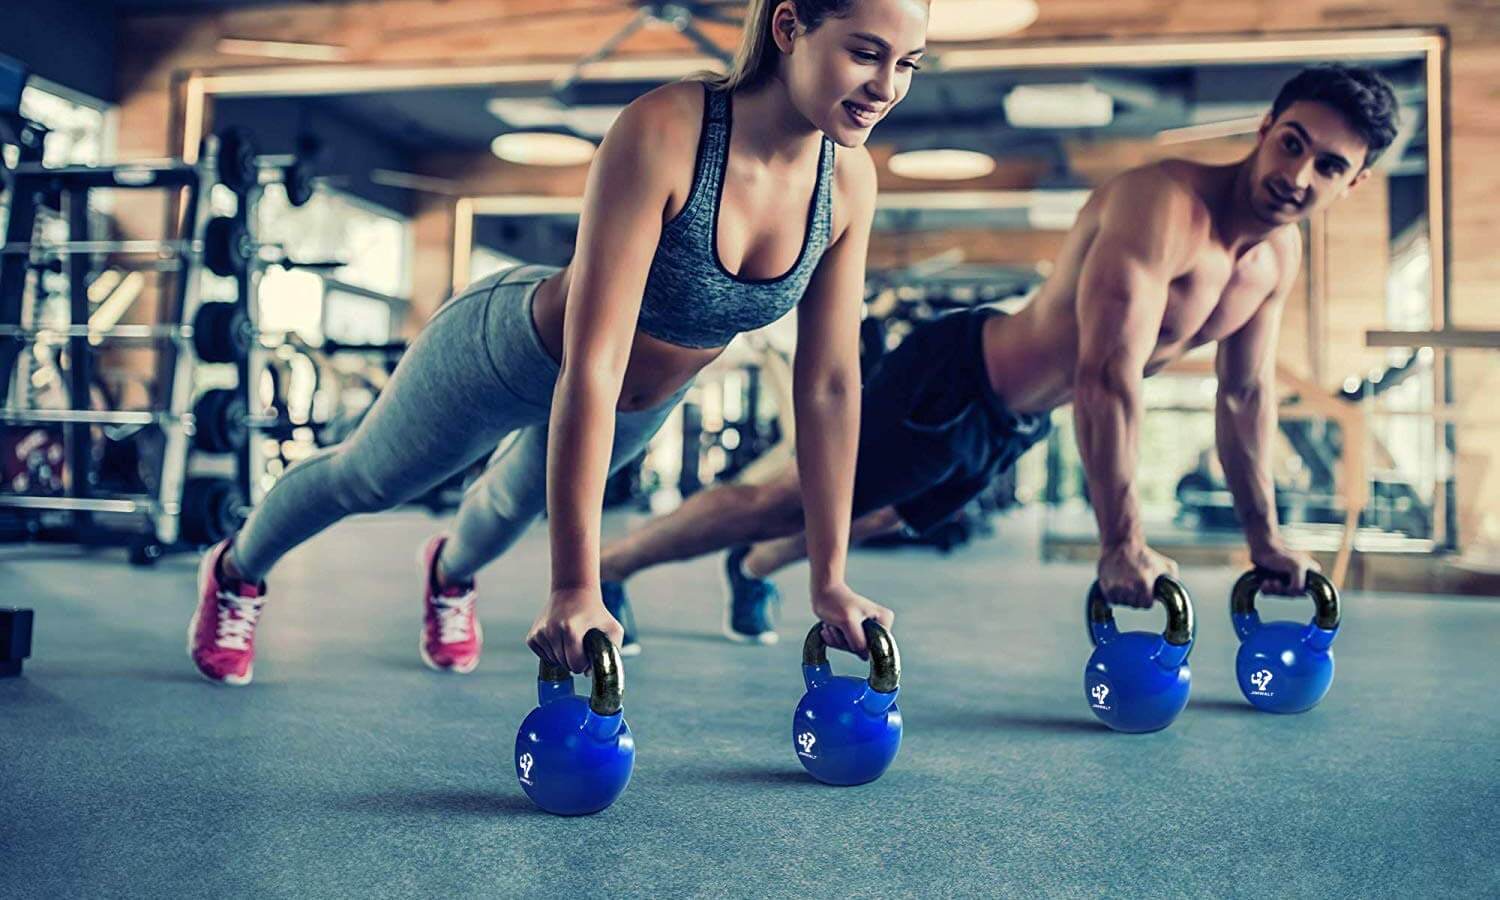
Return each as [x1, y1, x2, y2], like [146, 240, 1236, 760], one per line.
[742, 506, 906, 578]
[599, 462, 806, 582]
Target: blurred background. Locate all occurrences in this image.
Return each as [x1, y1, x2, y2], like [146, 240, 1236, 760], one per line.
[2, 1, 1494, 595]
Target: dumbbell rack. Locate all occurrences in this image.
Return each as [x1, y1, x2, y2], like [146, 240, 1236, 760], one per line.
[0, 126, 244, 564]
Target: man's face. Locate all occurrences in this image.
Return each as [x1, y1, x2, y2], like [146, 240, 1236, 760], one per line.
[1247, 100, 1373, 226]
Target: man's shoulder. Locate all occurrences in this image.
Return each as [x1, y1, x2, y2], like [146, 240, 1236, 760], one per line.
[1096, 161, 1214, 233]
[1268, 222, 1304, 258]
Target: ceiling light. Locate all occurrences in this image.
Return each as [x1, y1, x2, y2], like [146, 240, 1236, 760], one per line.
[490, 132, 597, 167]
[486, 97, 623, 138]
[887, 149, 997, 181]
[1003, 84, 1114, 129]
[927, 0, 1039, 42]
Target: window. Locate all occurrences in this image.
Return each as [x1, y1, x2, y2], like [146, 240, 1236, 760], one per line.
[1, 77, 111, 237]
[256, 183, 411, 299]
[19, 78, 109, 168]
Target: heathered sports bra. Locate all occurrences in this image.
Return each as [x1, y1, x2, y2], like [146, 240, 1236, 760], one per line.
[635, 84, 836, 349]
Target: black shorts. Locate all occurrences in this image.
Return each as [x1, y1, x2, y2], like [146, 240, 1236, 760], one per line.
[850, 308, 1052, 535]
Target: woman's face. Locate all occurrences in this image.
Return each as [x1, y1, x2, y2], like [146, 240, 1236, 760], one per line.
[776, 0, 929, 147]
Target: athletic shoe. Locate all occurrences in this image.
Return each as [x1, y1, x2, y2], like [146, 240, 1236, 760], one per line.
[187, 539, 267, 686]
[722, 545, 779, 644]
[601, 581, 642, 657]
[418, 535, 482, 674]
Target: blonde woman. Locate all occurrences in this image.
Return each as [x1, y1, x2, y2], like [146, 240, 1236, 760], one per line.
[188, 0, 930, 684]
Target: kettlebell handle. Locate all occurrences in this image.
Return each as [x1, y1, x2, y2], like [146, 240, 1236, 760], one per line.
[802, 620, 901, 693]
[1088, 575, 1195, 647]
[1231, 568, 1340, 630]
[537, 629, 624, 716]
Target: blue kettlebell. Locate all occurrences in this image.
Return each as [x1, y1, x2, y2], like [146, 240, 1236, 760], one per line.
[514, 629, 634, 816]
[792, 620, 902, 786]
[1084, 576, 1196, 733]
[1231, 568, 1341, 713]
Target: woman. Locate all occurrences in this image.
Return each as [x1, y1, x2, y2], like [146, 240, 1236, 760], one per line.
[188, 0, 930, 685]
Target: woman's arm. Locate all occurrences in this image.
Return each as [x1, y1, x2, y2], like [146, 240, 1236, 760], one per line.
[527, 88, 693, 673]
[792, 147, 893, 658]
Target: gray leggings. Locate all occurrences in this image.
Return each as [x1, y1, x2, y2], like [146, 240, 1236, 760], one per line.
[229, 264, 684, 584]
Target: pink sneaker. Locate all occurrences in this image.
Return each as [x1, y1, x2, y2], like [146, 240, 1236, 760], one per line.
[419, 536, 482, 674]
[187, 539, 266, 686]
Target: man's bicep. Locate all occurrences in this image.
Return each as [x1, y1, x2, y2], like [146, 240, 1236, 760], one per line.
[1217, 292, 1287, 392]
[1075, 231, 1173, 376]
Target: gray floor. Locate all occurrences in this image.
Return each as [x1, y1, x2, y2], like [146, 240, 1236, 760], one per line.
[2, 509, 1497, 899]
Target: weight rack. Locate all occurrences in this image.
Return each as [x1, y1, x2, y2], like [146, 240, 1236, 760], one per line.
[0, 63, 256, 564]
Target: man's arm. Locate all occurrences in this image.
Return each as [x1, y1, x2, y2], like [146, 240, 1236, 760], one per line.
[1073, 171, 1198, 607]
[1214, 229, 1316, 592]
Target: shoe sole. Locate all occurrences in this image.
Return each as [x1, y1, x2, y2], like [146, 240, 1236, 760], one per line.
[720, 563, 779, 646]
[186, 544, 254, 687]
[418, 538, 482, 674]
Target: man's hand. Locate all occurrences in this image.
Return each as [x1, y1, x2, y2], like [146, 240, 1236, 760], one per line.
[526, 587, 625, 673]
[810, 583, 894, 660]
[1249, 539, 1319, 595]
[1098, 542, 1180, 608]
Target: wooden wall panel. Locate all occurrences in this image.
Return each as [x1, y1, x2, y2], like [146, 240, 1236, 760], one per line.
[868, 229, 1065, 271]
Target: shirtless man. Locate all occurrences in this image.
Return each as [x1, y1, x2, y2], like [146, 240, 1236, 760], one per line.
[595, 64, 1401, 653]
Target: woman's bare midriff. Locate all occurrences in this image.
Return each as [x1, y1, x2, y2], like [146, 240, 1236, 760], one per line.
[530, 266, 726, 413]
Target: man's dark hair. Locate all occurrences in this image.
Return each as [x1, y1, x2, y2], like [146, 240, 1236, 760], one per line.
[1269, 64, 1401, 169]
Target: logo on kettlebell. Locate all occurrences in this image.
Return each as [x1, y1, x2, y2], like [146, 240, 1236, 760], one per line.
[796, 731, 817, 759]
[1249, 669, 1275, 696]
[1090, 683, 1111, 710]
[517, 752, 535, 785]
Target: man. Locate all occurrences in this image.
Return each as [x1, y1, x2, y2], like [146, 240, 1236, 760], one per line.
[598, 64, 1400, 653]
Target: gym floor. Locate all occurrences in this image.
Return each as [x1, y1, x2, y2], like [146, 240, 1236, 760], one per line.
[2, 510, 1496, 898]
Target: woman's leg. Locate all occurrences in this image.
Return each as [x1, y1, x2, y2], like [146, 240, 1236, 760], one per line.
[440, 392, 686, 583]
[228, 277, 549, 582]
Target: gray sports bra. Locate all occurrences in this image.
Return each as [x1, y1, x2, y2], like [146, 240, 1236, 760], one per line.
[635, 84, 836, 349]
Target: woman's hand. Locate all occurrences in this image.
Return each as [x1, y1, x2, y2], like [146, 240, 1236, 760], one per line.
[526, 587, 625, 673]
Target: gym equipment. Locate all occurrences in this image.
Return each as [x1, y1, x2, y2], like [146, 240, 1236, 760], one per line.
[216, 127, 258, 194]
[281, 134, 324, 208]
[792, 620, 902, 786]
[191, 389, 248, 454]
[514, 630, 633, 816]
[178, 477, 246, 546]
[0, 607, 34, 678]
[215, 127, 322, 207]
[192, 302, 252, 364]
[283, 160, 315, 207]
[202, 216, 253, 278]
[1084, 577, 1196, 733]
[1231, 568, 1342, 713]
[2, 427, 65, 495]
[1, 88, 250, 560]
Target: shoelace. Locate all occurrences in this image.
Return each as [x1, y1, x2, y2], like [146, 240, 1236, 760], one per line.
[432, 591, 476, 644]
[215, 592, 264, 650]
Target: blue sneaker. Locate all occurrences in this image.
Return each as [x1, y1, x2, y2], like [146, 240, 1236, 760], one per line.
[601, 581, 642, 656]
[722, 545, 779, 645]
